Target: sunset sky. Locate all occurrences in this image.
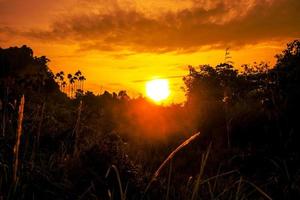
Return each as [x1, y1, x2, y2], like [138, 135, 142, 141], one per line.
[1, 0, 299, 102]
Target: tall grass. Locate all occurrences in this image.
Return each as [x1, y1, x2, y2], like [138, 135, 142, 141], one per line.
[12, 95, 25, 184]
[141, 135, 273, 200]
[106, 164, 128, 200]
[144, 132, 201, 194]
[191, 143, 211, 200]
[165, 160, 172, 200]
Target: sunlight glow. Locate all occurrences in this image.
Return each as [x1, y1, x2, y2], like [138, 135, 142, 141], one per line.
[146, 79, 170, 102]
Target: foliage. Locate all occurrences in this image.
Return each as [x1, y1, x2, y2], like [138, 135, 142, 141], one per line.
[0, 40, 300, 199]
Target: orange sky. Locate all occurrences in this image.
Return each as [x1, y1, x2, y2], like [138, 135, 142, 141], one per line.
[1, 0, 299, 103]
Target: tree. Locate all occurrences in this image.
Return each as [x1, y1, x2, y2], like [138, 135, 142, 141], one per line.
[54, 71, 65, 91]
[67, 74, 73, 97]
[118, 90, 129, 101]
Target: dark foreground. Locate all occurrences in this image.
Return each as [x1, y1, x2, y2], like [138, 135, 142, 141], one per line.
[1, 40, 300, 199]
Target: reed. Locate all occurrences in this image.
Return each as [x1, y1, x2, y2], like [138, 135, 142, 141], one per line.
[191, 143, 211, 200]
[106, 164, 127, 200]
[12, 95, 25, 184]
[144, 132, 201, 194]
[165, 160, 172, 200]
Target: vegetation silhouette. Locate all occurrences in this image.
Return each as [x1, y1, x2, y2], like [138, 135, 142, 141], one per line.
[0, 40, 300, 199]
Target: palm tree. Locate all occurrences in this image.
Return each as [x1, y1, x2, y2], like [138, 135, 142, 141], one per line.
[78, 75, 86, 91]
[55, 71, 65, 90]
[61, 81, 67, 93]
[74, 70, 82, 91]
[72, 76, 78, 97]
[67, 74, 73, 97]
[66, 71, 86, 97]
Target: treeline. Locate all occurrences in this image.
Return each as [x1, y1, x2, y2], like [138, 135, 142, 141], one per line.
[0, 41, 299, 199]
[54, 70, 86, 98]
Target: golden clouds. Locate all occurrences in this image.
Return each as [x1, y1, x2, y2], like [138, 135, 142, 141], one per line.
[15, 0, 299, 53]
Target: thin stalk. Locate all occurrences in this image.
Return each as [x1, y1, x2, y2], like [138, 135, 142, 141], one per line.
[12, 95, 25, 184]
[106, 165, 126, 200]
[144, 132, 201, 194]
[165, 160, 172, 200]
[191, 143, 211, 200]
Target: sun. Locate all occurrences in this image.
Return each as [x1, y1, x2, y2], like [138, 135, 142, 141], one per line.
[146, 79, 170, 102]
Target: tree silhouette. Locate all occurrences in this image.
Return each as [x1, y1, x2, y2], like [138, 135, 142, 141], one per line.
[67, 73, 73, 97]
[57, 71, 87, 97]
[1, 41, 300, 200]
[55, 71, 65, 91]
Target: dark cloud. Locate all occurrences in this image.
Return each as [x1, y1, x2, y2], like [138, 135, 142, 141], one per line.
[23, 0, 300, 52]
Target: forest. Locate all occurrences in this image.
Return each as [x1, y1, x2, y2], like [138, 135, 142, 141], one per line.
[0, 40, 300, 200]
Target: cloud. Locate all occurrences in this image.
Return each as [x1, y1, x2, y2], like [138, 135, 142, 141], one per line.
[19, 0, 300, 52]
